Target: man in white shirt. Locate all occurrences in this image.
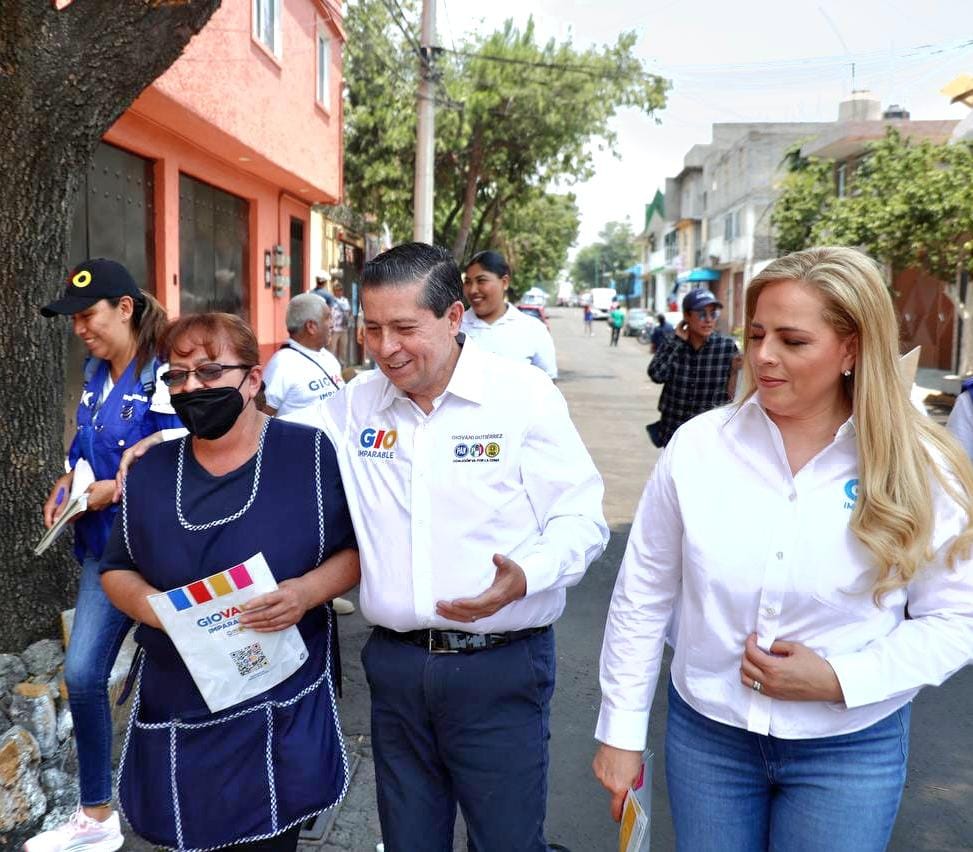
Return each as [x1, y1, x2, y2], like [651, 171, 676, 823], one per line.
[310, 242, 607, 851]
[262, 293, 344, 418]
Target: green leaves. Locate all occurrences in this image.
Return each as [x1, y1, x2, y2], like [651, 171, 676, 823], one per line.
[570, 221, 638, 291]
[772, 130, 973, 280]
[343, 1, 667, 287]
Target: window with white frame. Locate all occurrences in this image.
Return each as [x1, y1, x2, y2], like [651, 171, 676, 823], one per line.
[253, 0, 281, 58]
[316, 27, 331, 106]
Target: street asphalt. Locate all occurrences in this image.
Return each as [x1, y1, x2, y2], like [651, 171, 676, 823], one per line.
[126, 307, 973, 850]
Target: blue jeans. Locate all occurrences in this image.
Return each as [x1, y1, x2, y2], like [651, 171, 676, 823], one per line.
[64, 555, 133, 806]
[362, 627, 556, 852]
[665, 680, 910, 852]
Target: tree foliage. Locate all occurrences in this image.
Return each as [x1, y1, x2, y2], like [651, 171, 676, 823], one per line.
[570, 220, 638, 291]
[343, 0, 668, 285]
[771, 143, 835, 255]
[772, 130, 973, 280]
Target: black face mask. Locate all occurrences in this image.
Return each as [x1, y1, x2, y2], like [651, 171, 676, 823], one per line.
[171, 377, 248, 440]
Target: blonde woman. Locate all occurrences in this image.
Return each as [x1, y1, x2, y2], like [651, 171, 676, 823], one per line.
[593, 247, 973, 851]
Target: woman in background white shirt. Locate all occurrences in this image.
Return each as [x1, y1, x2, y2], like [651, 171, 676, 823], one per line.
[461, 250, 558, 380]
[593, 246, 973, 851]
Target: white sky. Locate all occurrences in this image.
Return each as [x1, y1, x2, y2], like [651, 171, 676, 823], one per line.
[442, 0, 973, 249]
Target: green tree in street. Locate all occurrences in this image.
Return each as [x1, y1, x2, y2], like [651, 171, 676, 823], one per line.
[771, 130, 973, 281]
[343, 0, 668, 279]
[570, 220, 638, 291]
[0, 0, 222, 649]
[496, 191, 579, 299]
[771, 143, 836, 254]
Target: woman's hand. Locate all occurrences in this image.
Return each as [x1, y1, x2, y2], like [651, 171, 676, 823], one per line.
[85, 480, 118, 513]
[43, 472, 74, 528]
[739, 633, 844, 702]
[239, 578, 311, 633]
[113, 431, 166, 501]
[592, 743, 643, 822]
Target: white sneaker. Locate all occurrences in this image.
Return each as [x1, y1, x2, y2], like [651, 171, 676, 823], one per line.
[24, 809, 123, 852]
[332, 596, 356, 615]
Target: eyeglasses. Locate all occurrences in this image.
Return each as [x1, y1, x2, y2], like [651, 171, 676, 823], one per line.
[160, 363, 252, 388]
[691, 308, 721, 321]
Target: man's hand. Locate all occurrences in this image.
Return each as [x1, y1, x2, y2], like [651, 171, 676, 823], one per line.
[239, 578, 310, 633]
[434, 554, 528, 623]
[113, 431, 166, 502]
[739, 633, 844, 702]
[674, 320, 689, 341]
[85, 480, 119, 513]
[43, 472, 74, 528]
[592, 744, 643, 822]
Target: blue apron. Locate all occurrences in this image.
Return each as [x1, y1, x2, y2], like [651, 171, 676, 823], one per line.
[67, 356, 181, 562]
[115, 419, 347, 851]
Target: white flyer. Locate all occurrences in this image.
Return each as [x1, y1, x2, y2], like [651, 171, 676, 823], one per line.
[147, 552, 309, 713]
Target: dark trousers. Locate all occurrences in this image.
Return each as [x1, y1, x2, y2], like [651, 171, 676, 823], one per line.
[362, 627, 556, 852]
[610, 326, 620, 345]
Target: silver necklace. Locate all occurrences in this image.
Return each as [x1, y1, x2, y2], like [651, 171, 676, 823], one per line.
[174, 418, 270, 532]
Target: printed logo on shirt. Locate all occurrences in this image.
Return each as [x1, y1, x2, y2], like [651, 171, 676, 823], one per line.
[80, 390, 94, 408]
[843, 478, 859, 510]
[451, 433, 503, 464]
[120, 404, 134, 421]
[122, 392, 149, 403]
[308, 378, 340, 399]
[359, 427, 397, 460]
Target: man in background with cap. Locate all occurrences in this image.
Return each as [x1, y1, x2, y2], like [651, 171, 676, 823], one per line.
[647, 288, 741, 447]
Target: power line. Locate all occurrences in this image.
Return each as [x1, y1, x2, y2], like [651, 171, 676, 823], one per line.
[442, 47, 667, 86]
[378, 0, 422, 57]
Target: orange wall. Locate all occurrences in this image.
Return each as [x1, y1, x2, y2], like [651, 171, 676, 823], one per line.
[97, 0, 343, 363]
[142, 0, 343, 204]
[104, 111, 311, 361]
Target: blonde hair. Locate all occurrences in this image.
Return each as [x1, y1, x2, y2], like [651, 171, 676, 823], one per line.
[741, 247, 973, 602]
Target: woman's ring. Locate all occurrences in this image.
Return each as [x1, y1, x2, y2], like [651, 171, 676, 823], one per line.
[751, 680, 763, 693]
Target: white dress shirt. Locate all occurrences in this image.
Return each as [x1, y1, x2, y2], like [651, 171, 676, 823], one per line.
[947, 390, 973, 459]
[262, 339, 344, 417]
[461, 304, 558, 380]
[300, 337, 606, 633]
[597, 394, 973, 750]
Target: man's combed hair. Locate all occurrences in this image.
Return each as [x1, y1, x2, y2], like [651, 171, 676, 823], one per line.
[741, 246, 973, 603]
[362, 242, 463, 317]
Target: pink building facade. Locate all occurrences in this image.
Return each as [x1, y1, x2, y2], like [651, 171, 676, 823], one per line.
[70, 0, 344, 364]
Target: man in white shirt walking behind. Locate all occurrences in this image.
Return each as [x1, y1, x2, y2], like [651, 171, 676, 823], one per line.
[318, 242, 608, 852]
[262, 293, 344, 417]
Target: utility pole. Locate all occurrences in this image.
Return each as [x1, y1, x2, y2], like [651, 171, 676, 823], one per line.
[413, 0, 436, 243]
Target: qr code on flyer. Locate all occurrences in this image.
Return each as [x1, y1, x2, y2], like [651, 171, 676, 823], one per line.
[230, 643, 269, 677]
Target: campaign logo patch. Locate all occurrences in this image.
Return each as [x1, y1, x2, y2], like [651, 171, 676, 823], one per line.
[451, 433, 503, 463]
[843, 478, 859, 510]
[359, 427, 397, 460]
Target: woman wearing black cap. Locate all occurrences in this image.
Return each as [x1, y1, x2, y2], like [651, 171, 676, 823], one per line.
[27, 259, 184, 852]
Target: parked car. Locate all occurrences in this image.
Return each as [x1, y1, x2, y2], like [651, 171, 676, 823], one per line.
[516, 303, 551, 330]
[624, 308, 652, 337]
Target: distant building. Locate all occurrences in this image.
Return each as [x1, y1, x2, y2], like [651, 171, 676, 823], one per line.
[634, 190, 668, 311]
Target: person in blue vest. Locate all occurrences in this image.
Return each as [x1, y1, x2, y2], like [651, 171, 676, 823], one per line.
[99, 312, 359, 852]
[28, 259, 185, 852]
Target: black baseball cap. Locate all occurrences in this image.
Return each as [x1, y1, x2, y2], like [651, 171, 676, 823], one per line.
[682, 288, 723, 313]
[41, 258, 142, 317]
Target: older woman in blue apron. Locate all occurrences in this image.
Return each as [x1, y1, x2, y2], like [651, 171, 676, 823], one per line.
[99, 312, 359, 852]
[29, 259, 183, 852]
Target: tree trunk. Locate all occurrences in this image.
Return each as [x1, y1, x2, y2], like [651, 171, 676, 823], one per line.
[0, 0, 222, 651]
[451, 128, 483, 262]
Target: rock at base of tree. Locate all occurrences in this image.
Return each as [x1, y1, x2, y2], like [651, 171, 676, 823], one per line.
[41, 767, 78, 811]
[56, 705, 73, 743]
[10, 683, 59, 759]
[0, 725, 46, 838]
[0, 654, 28, 705]
[22, 640, 65, 680]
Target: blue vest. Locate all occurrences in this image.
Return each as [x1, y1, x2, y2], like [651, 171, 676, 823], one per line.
[115, 420, 347, 850]
[67, 356, 181, 561]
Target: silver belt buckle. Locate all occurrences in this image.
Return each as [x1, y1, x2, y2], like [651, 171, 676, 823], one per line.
[428, 630, 459, 654]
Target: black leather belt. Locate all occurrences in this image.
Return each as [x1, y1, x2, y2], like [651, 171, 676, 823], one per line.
[375, 625, 550, 654]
